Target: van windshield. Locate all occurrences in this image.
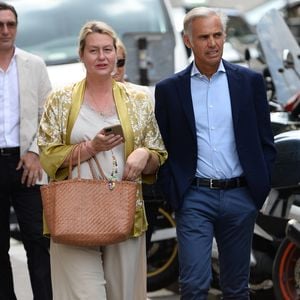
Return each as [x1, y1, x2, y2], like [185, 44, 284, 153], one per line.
[13, 0, 171, 65]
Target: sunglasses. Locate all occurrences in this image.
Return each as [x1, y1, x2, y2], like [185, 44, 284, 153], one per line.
[0, 21, 17, 30]
[116, 59, 126, 68]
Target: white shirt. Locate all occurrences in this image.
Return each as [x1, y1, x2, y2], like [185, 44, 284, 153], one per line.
[0, 53, 20, 147]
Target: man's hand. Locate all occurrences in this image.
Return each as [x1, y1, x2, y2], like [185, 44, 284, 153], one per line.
[16, 152, 43, 187]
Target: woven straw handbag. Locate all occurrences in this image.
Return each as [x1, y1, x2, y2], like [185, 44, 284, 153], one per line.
[40, 145, 138, 246]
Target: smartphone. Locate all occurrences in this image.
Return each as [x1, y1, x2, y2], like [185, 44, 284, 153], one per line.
[103, 124, 124, 139]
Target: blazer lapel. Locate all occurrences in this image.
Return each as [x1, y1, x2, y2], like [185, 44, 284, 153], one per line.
[176, 64, 197, 136]
[16, 55, 27, 105]
[16, 53, 31, 133]
[223, 61, 243, 125]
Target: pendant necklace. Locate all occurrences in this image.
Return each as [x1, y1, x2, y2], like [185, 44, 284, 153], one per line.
[108, 150, 118, 190]
[86, 89, 116, 117]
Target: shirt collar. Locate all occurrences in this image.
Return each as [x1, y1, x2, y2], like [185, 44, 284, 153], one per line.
[13, 46, 20, 59]
[2, 46, 17, 72]
[191, 60, 226, 78]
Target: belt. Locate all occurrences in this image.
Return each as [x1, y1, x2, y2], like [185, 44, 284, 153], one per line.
[192, 176, 247, 190]
[0, 147, 20, 156]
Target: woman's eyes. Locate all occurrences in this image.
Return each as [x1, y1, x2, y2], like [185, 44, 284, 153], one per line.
[104, 47, 113, 53]
[89, 47, 113, 54]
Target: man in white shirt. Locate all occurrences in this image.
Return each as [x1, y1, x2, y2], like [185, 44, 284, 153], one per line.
[0, 3, 52, 299]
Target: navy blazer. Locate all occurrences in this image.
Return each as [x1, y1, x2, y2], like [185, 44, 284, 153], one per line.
[155, 60, 276, 210]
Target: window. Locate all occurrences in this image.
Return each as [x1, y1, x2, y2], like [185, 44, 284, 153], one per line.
[13, 0, 172, 65]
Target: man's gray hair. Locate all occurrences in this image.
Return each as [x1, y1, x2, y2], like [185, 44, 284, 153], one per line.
[183, 7, 228, 36]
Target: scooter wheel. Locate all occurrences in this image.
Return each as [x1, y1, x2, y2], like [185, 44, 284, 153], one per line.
[272, 237, 300, 299]
[147, 208, 179, 292]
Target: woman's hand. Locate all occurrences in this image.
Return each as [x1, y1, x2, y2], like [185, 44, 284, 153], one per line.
[123, 148, 150, 181]
[62, 130, 124, 168]
[90, 129, 124, 153]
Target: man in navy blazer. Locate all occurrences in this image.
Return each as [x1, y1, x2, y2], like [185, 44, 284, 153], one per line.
[155, 7, 276, 300]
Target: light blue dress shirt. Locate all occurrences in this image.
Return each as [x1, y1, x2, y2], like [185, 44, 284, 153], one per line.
[190, 61, 243, 179]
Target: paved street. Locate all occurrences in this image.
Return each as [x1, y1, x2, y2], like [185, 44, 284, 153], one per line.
[10, 239, 32, 300]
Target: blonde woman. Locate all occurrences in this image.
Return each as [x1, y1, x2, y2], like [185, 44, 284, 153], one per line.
[38, 21, 167, 300]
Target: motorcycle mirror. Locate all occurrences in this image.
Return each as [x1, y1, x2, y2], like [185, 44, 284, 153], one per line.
[283, 49, 295, 69]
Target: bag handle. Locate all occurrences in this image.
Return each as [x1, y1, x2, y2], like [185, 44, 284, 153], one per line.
[68, 143, 108, 181]
[88, 155, 107, 180]
[68, 144, 80, 179]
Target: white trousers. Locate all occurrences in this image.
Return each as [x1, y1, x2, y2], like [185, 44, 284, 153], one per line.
[50, 234, 147, 300]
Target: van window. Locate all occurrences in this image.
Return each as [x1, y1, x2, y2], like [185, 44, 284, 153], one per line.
[13, 0, 172, 65]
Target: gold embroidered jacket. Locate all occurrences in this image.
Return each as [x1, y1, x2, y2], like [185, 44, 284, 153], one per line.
[38, 79, 167, 237]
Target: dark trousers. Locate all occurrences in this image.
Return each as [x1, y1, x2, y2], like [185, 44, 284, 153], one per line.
[0, 153, 52, 300]
[176, 186, 258, 300]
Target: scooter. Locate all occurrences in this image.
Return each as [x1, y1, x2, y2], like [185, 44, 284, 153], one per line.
[279, 218, 300, 299]
[143, 183, 179, 292]
[251, 8, 300, 138]
[147, 203, 178, 292]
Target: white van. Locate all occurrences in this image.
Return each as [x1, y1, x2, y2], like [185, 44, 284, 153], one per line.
[9, 0, 188, 89]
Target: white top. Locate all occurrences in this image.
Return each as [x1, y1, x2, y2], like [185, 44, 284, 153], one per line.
[0, 53, 20, 147]
[70, 102, 125, 180]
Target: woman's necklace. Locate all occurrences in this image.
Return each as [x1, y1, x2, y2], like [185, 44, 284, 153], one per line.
[86, 89, 116, 117]
[108, 150, 118, 190]
[110, 150, 118, 181]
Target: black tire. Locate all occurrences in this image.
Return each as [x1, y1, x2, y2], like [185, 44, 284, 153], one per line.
[211, 252, 275, 299]
[147, 208, 179, 292]
[272, 237, 300, 300]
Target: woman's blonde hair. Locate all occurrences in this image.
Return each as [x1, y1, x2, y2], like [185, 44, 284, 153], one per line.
[78, 20, 118, 55]
[116, 38, 127, 59]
